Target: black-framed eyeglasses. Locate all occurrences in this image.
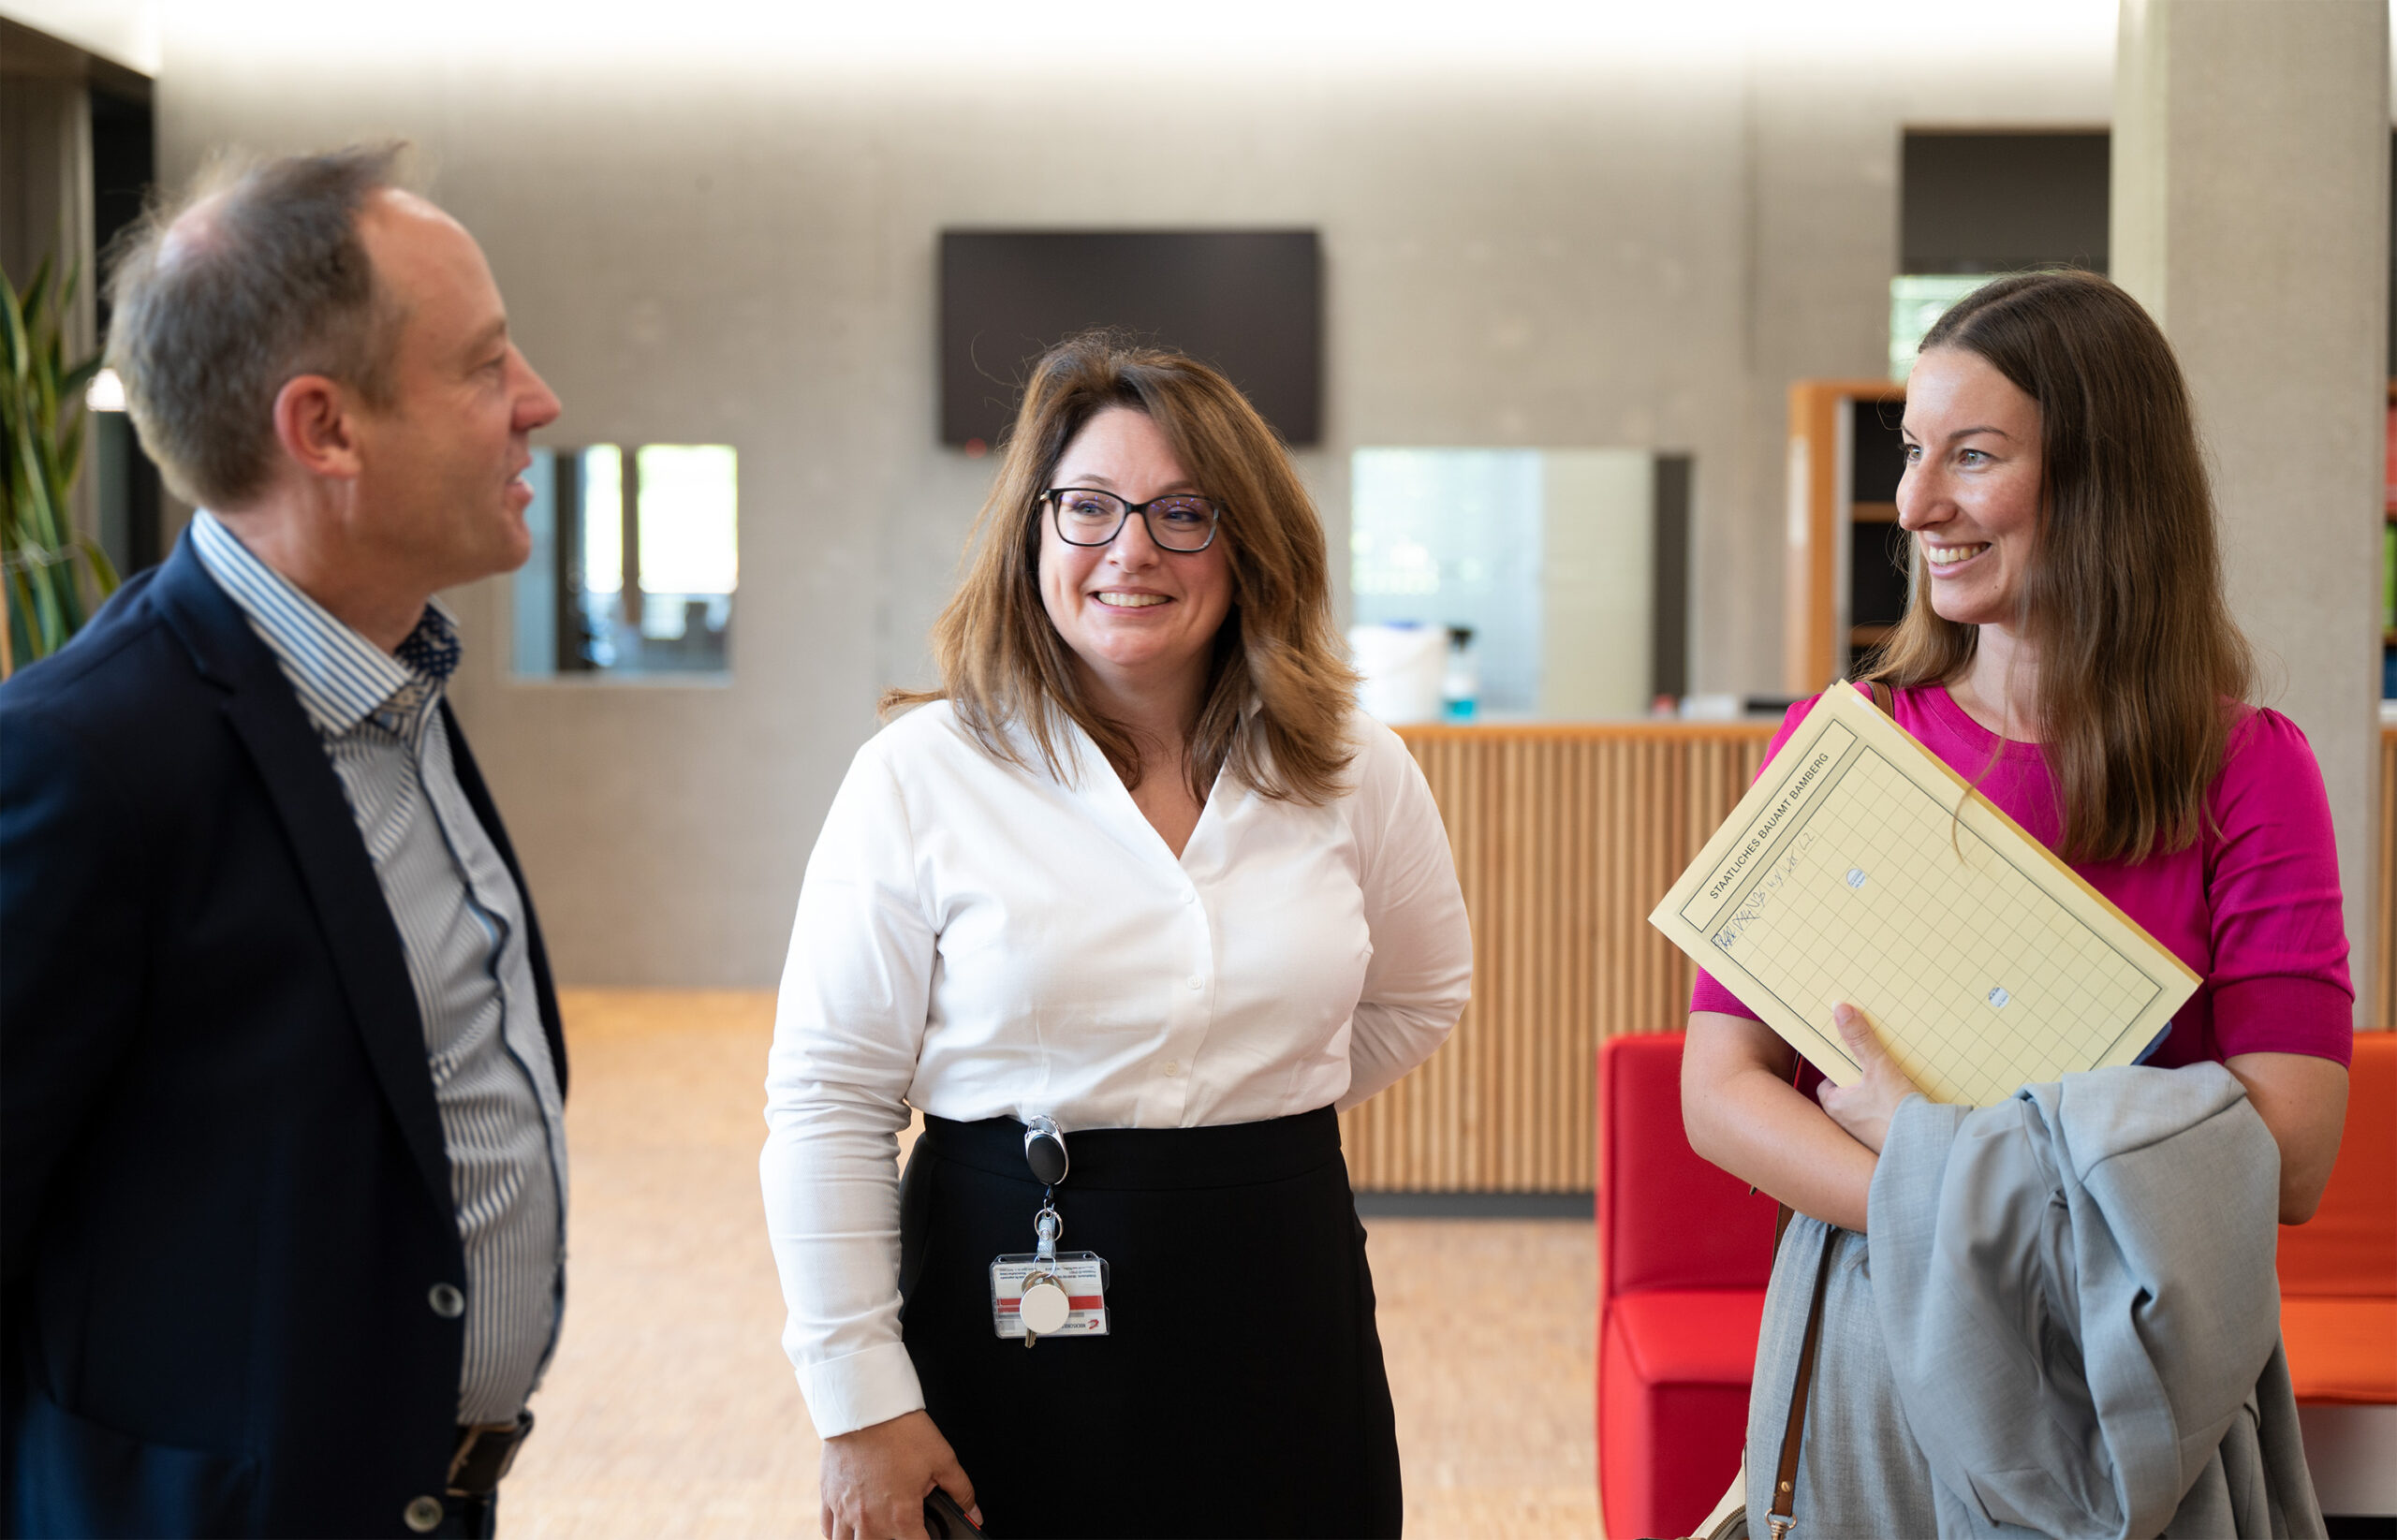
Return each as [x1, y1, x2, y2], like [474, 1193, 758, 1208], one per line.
[1042, 487, 1225, 553]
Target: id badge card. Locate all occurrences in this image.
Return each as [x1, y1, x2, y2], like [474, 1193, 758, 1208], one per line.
[990, 1253, 1110, 1340]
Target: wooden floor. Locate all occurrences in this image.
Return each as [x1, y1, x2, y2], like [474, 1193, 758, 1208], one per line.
[504, 991, 1604, 1539]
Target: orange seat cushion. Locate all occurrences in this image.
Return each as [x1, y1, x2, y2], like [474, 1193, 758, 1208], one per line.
[2276, 1034, 2394, 1404]
[2280, 1297, 2397, 1404]
[2278, 1033, 2395, 1300]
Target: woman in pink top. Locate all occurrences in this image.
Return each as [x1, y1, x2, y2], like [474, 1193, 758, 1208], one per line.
[1684, 271, 2353, 1235]
[1681, 271, 2355, 1532]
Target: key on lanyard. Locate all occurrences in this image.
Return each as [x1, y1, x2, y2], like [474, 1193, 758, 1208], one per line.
[996, 1115, 1109, 1345]
[1018, 1205, 1072, 1342]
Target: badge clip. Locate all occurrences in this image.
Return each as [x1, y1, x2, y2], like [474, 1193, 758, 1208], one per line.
[990, 1117, 1109, 1343]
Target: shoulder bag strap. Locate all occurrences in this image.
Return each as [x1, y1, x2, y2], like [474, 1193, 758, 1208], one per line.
[1763, 677, 1895, 1540]
[1764, 1227, 1839, 1540]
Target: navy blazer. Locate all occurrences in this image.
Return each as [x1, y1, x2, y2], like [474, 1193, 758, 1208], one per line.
[0, 535, 566, 1538]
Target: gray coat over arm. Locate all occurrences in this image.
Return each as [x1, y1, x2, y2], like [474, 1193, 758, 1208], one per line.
[1751, 1063, 2322, 1540]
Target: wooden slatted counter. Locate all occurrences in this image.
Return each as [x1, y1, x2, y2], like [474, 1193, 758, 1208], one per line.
[1338, 722, 1772, 1192]
[1339, 721, 2397, 1194]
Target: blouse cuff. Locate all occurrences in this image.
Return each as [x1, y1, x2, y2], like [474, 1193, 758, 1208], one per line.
[2211, 975, 2355, 1068]
[799, 1342, 927, 1439]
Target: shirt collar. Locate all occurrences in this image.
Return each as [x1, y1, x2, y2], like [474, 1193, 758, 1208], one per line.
[189, 509, 461, 739]
[1025, 689, 1265, 788]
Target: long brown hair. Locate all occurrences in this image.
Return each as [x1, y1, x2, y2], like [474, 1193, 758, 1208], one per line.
[886, 330, 1358, 804]
[1865, 271, 2254, 864]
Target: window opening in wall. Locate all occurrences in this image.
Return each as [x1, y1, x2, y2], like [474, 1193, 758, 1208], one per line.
[1348, 447, 1684, 723]
[1889, 275, 1986, 381]
[91, 69, 164, 575]
[1890, 130, 2110, 381]
[512, 444, 737, 677]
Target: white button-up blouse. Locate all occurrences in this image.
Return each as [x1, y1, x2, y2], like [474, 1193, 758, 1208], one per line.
[761, 700, 1473, 1437]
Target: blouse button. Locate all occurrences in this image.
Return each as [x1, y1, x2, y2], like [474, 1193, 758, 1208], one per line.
[1186, 975, 1203, 991]
[1164, 1061, 1181, 1078]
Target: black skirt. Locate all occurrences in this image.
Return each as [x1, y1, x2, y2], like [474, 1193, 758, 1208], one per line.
[897, 1107, 1403, 1539]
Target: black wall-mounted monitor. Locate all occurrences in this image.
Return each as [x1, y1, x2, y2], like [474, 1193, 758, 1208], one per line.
[1901, 131, 2110, 274]
[939, 229, 1323, 448]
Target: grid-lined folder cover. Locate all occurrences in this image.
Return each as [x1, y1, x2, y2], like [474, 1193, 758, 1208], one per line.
[1649, 682, 2201, 1107]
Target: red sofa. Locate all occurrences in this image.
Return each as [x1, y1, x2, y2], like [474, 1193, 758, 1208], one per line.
[1596, 1032, 1780, 1540]
[1598, 1031, 2396, 1535]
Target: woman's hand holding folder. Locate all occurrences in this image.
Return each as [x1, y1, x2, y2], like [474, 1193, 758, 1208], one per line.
[1816, 1004, 1929, 1154]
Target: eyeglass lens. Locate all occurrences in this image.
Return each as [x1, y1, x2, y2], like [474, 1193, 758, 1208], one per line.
[1053, 490, 1218, 551]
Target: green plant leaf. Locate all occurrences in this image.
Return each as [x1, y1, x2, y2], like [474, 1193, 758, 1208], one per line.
[0, 275, 27, 397]
[6, 568, 36, 665]
[0, 253, 101, 663]
[13, 256, 51, 368]
[58, 414, 86, 491]
[78, 533, 120, 596]
[61, 356, 101, 403]
[26, 550, 64, 654]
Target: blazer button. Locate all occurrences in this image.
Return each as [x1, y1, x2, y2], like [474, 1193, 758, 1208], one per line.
[429, 1283, 466, 1319]
[404, 1495, 445, 1533]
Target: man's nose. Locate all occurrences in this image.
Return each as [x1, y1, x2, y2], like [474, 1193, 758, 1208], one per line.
[512, 346, 563, 432]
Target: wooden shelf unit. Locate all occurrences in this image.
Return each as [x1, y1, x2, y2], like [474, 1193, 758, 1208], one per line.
[1785, 380, 1911, 694]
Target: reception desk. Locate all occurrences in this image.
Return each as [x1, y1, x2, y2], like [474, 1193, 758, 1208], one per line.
[1337, 721, 2397, 1194]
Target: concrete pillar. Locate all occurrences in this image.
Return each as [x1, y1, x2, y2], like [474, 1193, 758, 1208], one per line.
[2112, 0, 2390, 1027]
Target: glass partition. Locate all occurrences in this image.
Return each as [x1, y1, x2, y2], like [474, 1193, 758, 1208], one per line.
[1350, 447, 1666, 721]
[512, 444, 737, 677]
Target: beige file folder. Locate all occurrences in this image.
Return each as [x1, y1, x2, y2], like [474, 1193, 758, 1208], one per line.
[1650, 682, 2201, 1106]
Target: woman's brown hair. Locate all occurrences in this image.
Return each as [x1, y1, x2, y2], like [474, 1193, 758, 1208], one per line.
[886, 330, 1359, 804]
[1864, 270, 2255, 864]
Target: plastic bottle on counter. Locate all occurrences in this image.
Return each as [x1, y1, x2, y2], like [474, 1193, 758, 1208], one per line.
[1442, 627, 1478, 721]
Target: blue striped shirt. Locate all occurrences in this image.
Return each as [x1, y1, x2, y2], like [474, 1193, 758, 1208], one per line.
[192, 510, 567, 1425]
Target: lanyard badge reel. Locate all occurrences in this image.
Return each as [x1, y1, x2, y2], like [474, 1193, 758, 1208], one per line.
[989, 1115, 1110, 1344]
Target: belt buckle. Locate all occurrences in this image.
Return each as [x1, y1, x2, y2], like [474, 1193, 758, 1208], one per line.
[449, 1411, 534, 1497]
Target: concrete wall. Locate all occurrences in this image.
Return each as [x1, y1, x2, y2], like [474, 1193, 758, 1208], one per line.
[2114, 0, 2391, 1024]
[150, 25, 2112, 985]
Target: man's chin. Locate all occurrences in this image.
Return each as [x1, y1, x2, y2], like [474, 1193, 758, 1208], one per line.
[483, 511, 536, 577]
[429, 532, 534, 595]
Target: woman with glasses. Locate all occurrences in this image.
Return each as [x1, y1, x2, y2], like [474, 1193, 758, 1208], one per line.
[762, 332, 1471, 1540]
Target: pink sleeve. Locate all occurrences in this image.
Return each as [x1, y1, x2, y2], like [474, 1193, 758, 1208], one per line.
[1688, 697, 1817, 1021]
[2205, 710, 2355, 1065]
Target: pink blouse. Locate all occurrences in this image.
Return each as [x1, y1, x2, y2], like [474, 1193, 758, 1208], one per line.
[1690, 682, 2354, 1070]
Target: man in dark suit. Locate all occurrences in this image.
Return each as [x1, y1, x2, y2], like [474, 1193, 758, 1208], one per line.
[3, 145, 567, 1538]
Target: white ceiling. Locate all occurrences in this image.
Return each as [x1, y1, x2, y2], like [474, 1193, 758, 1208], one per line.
[7, 0, 2131, 78]
[1, 0, 158, 72]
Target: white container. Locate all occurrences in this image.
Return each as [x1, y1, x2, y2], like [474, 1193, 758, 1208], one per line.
[1349, 623, 1448, 725]
[1679, 693, 1744, 722]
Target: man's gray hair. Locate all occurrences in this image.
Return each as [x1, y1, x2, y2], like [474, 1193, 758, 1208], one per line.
[105, 143, 409, 510]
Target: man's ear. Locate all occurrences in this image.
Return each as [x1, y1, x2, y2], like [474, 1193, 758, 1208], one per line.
[271, 374, 366, 480]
